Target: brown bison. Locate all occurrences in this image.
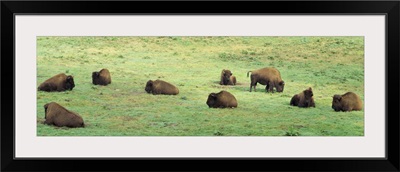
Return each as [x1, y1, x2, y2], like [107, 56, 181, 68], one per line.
[145, 79, 179, 95]
[332, 92, 363, 112]
[247, 67, 285, 92]
[290, 87, 315, 108]
[220, 69, 237, 85]
[43, 102, 84, 128]
[92, 68, 111, 85]
[206, 90, 238, 108]
[38, 73, 75, 92]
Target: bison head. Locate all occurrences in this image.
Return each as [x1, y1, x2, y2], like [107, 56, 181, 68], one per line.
[276, 81, 285, 92]
[303, 87, 314, 105]
[145, 80, 153, 93]
[92, 72, 99, 84]
[44, 103, 50, 119]
[304, 87, 313, 98]
[92, 72, 99, 78]
[65, 76, 75, 90]
[332, 95, 342, 111]
[206, 93, 217, 108]
[221, 69, 233, 85]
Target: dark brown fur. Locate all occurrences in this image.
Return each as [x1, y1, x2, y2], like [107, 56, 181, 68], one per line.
[332, 92, 363, 112]
[220, 69, 236, 85]
[38, 73, 75, 92]
[290, 87, 315, 108]
[44, 102, 84, 128]
[92, 68, 111, 85]
[206, 90, 238, 108]
[145, 79, 179, 95]
[247, 67, 285, 92]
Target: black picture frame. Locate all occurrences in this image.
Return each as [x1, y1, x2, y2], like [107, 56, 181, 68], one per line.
[2, 1, 399, 171]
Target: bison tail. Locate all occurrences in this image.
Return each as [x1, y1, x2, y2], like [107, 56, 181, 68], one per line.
[247, 71, 252, 77]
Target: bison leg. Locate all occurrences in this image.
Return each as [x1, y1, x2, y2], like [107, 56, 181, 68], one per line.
[342, 106, 350, 112]
[39, 83, 53, 91]
[253, 83, 257, 92]
[267, 82, 274, 92]
[229, 76, 236, 85]
[43, 83, 57, 91]
[300, 102, 308, 108]
[44, 119, 53, 125]
[310, 100, 316, 107]
[250, 82, 257, 92]
[250, 76, 258, 92]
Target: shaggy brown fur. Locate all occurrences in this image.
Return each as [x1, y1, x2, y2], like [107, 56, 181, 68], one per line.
[92, 68, 111, 85]
[332, 92, 363, 112]
[206, 90, 238, 108]
[247, 67, 285, 92]
[145, 79, 179, 95]
[290, 87, 315, 108]
[220, 69, 236, 85]
[38, 73, 75, 92]
[44, 102, 84, 128]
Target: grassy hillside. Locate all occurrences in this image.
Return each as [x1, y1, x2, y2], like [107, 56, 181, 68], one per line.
[37, 36, 364, 136]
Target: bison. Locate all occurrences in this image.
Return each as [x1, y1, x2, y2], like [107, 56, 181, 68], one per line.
[220, 69, 237, 85]
[145, 79, 179, 95]
[332, 92, 363, 112]
[290, 87, 315, 108]
[206, 90, 238, 108]
[43, 102, 84, 128]
[92, 68, 111, 86]
[38, 73, 75, 92]
[247, 67, 285, 92]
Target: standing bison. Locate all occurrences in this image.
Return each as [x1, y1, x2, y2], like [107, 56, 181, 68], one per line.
[290, 87, 315, 108]
[38, 73, 75, 92]
[92, 68, 111, 86]
[43, 102, 85, 128]
[145, 79, 179, 95]
[332, 92, 363, 112]
[220, 69, 237, 85]
[247, 67, 285, 92]
[206, 90, 238, 108]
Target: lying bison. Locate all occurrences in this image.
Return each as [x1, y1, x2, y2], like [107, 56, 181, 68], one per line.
[206, 90, 238, 108]
[332, 92, 363, 112]
[38, 73, 75, 92]
[92, 68, 111, 86]
[290, 87, 315, 108]
[43, 102, 84, 128]
[220, 69, 236, 85]
[247, 67, 285, 92]
[145, 79, 179, 95]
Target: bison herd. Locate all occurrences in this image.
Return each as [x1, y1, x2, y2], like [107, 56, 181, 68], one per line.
[38, 66, 363, 128]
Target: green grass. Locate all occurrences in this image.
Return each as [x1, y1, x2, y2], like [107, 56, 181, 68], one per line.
[37, 36, 364, 136]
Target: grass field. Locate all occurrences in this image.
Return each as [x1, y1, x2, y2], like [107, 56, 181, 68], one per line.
[37, 36, 364, 136]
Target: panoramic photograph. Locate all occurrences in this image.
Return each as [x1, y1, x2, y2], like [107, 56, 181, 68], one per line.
[36, 36, 364, 136]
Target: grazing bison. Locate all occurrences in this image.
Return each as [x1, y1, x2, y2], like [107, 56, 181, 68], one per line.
[247, 67, 285, 92]
[332, 92, 363, 112]
[38, 73, 75, 92]
[290, 87, 315, 108]
[145, 79, 179, 95]
[220, 69, 237, 85]
[43, 102, 84, 128]
[206, 90, 238, 108]
[92, 68, 111, 85]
